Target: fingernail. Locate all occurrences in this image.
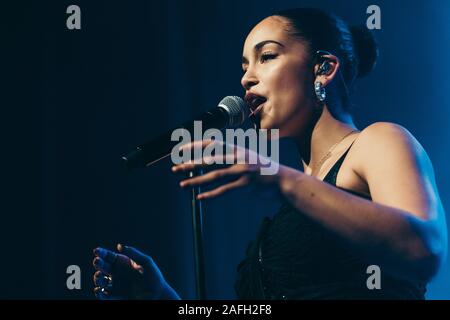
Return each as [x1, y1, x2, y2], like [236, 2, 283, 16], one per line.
[172, 166, 177, 172]
[117, 243, 123, 252]
[180, 181, 185, 187]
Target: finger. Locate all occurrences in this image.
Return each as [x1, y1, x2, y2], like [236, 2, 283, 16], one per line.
[93, 270, 111, 287]
[129, 259, 145, 274]
[117, 244, 148, 268]
[172, 153, 240, 173]
[175, 140, 231, 165]
[179, 168, 228, 187]
[172, 159, 205, 172]
[93, 257, 112, 273]
[197, 176, 249, 200]
[172, 153, 229, 170]
[179, 139, 218, 152]
[180, 165, 246, 188]
[93, 247, 118, 265]
[93, 286, 112, 300]
[93, 270, 102, 286]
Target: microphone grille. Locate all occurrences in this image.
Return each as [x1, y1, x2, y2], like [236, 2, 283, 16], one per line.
[218, 96, 248, 127]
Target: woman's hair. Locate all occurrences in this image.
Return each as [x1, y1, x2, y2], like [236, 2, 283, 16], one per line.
[273, 8, 378, 107]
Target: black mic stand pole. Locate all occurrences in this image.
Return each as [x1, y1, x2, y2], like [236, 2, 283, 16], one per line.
[189, 169, 206, 300]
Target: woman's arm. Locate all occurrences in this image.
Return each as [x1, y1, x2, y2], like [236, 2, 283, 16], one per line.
[278, 122, 447, 283]
[174, 122, 447, 283]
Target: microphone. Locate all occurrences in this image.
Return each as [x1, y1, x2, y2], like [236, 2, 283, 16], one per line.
[121, 96, 248, 170]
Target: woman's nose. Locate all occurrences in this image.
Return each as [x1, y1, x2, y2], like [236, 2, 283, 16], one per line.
[241, 72, 259, 90]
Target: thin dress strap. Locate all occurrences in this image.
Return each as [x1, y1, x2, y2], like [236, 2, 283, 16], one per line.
[322, 141, 355, 186]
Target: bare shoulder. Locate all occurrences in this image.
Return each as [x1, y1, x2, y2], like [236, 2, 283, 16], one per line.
[358, 121, 422, 149]
[352, 121, 433, 178]
[350, 122, 442, 220]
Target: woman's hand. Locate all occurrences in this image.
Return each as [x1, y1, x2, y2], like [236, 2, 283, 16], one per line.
[172, 140, 283, 200]
[92, 244, 180, 300]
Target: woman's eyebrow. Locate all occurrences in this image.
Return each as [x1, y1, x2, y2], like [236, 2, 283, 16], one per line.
[254, 40, 284, 51]
[242, 40, 284, 65]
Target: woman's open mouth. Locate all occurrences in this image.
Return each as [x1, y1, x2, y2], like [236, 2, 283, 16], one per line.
[244, 93, 267, 116]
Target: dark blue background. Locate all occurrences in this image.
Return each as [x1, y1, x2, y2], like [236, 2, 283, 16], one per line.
[3, 0, 449, 299]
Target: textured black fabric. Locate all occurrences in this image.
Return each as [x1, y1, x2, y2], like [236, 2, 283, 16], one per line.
[235, 143, 426, 299]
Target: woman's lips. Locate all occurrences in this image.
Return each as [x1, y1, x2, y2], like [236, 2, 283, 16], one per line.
[245, 93, 267, 114]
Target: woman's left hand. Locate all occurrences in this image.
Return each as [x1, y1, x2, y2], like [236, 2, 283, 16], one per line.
[172, 140, 283, 200]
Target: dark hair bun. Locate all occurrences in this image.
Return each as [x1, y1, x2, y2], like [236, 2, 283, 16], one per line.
[350, 25, 379, 78]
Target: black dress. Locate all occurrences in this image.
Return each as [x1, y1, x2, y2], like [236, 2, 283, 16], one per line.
[234, 144, 426, 299]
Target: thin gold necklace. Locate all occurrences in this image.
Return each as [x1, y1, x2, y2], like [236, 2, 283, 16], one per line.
[311, 130, 359, 176]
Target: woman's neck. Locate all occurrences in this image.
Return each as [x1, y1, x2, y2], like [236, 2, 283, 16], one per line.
[295, 105, 358, 173]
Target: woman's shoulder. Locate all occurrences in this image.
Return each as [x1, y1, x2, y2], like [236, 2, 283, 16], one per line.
[352, 121, 429, 167]
[350, 121, 439, 217]
[358, 121, 417, 143]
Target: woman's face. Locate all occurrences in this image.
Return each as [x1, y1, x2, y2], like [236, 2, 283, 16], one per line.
[242, 16, 317, 137]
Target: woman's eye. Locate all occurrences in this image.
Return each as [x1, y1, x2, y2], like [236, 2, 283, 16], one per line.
[260, 53, 277, 63]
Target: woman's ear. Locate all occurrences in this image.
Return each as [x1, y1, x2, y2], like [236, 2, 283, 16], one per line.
[314, 54, 340, 86]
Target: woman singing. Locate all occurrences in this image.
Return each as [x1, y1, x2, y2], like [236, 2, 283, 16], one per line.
[92, 8, 447, 300]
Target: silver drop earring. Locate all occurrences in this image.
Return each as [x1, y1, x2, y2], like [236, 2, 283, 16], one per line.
[314, 81, 326, 102]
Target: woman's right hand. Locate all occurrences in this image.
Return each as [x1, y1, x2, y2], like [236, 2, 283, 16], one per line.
[92, 244, 180, 300]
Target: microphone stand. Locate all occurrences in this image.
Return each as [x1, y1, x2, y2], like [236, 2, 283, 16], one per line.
[189, 170, 206, 300]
